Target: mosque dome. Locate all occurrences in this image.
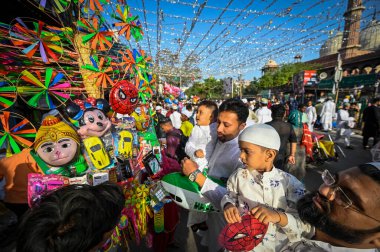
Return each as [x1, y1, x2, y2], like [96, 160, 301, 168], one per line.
[360, 20, 380, 51]
[264, 59, 278, 68]
[261, 59, 279, 74]
[319, 32, 343, 57]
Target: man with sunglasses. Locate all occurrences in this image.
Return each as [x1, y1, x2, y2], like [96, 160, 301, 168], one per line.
[282, 163, 380, 251]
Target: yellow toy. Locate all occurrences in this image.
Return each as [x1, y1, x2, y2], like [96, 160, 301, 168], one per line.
[83, 136, 111, 169]
[118, 130, 133, 158]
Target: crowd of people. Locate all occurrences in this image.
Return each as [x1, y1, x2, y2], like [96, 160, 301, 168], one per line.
[1, 95, 380, 252]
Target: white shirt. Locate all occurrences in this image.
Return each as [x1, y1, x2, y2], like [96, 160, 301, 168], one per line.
[306, 106, 317, 123]
[337, 109, 355, 129]
[256, 106, 272, 124]
[170, 111, 182, 129]
[320, 101, 336, 123]
[221, 167, 312, 251]
[281, 239, 379, 252]
[185, 123, 217, 170]
[199, 136, 243, 252]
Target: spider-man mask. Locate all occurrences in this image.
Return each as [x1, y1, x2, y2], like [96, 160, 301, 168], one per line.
[219, 215, 268, 252]
[109, 80, 138, 115]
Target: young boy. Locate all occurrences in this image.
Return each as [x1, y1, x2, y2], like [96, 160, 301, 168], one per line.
[180, 110, 194, 137]
[185, 100, 218, 231]
[222, 124, 311, 251]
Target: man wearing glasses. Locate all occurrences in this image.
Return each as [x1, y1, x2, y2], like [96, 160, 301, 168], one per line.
[282, 163, 380, 251]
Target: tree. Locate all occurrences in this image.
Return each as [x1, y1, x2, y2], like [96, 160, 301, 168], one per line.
[185, 77, 223, 99]
[258, 62, 319, 89]
[243, 77, 259, 96]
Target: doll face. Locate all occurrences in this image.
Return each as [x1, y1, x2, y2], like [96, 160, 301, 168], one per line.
[78, 109, 112, 138]
[37, 138, 78, 166]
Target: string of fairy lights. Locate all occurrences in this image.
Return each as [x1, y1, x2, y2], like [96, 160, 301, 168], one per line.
[100, 0, 379, 81]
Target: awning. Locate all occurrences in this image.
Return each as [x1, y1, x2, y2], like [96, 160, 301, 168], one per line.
[317, 74, 377, 89]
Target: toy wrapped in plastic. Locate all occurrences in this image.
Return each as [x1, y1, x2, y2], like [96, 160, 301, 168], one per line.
[27, 173, 69, 207]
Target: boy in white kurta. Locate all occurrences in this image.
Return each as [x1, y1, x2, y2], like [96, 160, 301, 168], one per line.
[222, 124, 313, 251]
[185, 101, 218, 230]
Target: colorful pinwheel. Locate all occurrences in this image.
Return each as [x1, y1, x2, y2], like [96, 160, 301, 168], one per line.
[10, 18, 63, 63]
[0, 111, 36, 156]
[113, 5, 144, 41]
[0, 76, 17, 111]
[82, 56, 115, 88]
[17, 68, 71, 109]
[114, 49, 135, 75]
[77, 17, 113, 51]
[77, 0, 109, 12]
[134, 49, 152, 72]
[33, 0, 72, 14]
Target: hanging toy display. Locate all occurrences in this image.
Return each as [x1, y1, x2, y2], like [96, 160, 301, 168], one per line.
[0, 0, 174, 250]
[110, 80, 139, 115]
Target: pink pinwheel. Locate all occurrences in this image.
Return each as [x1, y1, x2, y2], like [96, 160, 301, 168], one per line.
[17, 68, 71, 109]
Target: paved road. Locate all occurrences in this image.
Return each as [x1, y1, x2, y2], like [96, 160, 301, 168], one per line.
[130, 130, 375, 252]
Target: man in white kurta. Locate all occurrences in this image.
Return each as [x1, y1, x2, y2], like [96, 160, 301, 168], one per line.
[335, 103, 355, 149]
[320, 98, 336, 131]
[306, 101, 317, 132]
[169, 105, 182, 129]
[256, 100, 272, 124]
[182, 99, 249, 252]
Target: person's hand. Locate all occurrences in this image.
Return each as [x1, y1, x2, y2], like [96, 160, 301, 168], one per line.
[223, 203, 241, 223]
[194, 149, 205, 158]
[249, 205, 281, 225]
[181, 158, 198, 176]
[288, 155, 296, 165]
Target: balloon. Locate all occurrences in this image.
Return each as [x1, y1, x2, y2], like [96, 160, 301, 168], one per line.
[109, 80, 138, 115]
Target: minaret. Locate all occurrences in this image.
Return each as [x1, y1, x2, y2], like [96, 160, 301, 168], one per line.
[338, 0, 365, 59]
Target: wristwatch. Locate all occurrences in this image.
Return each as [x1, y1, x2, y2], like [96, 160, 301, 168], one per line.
[188, 169, 201, 182]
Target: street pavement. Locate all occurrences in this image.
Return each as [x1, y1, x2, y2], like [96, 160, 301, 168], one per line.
[130, 129, 375, 252]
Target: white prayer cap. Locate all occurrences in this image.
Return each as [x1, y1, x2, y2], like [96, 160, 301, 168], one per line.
[241, 98, 248, 103]
[181, 110, 193, 118]
[239, 124, 280, 151]
[172, 104, 178, 110]
[155, 105, 163, 111]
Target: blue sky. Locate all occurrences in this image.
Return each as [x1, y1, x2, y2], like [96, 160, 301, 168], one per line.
[122, 0, 380, 83]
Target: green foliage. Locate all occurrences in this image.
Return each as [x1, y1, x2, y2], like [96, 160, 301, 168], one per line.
[257, 62, 318, 89]
[185, 77, 223, 99]
[243, 77, 259, 96]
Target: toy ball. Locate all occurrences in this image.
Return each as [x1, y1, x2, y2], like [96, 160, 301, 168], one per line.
[173, 99, 178, 105]
[109, 80, 139, 115]
[219, 215, 268, 252]
[164, 98, 172, 104]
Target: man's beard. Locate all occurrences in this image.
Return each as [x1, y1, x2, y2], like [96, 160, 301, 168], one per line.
[297, 193, 373, 244]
